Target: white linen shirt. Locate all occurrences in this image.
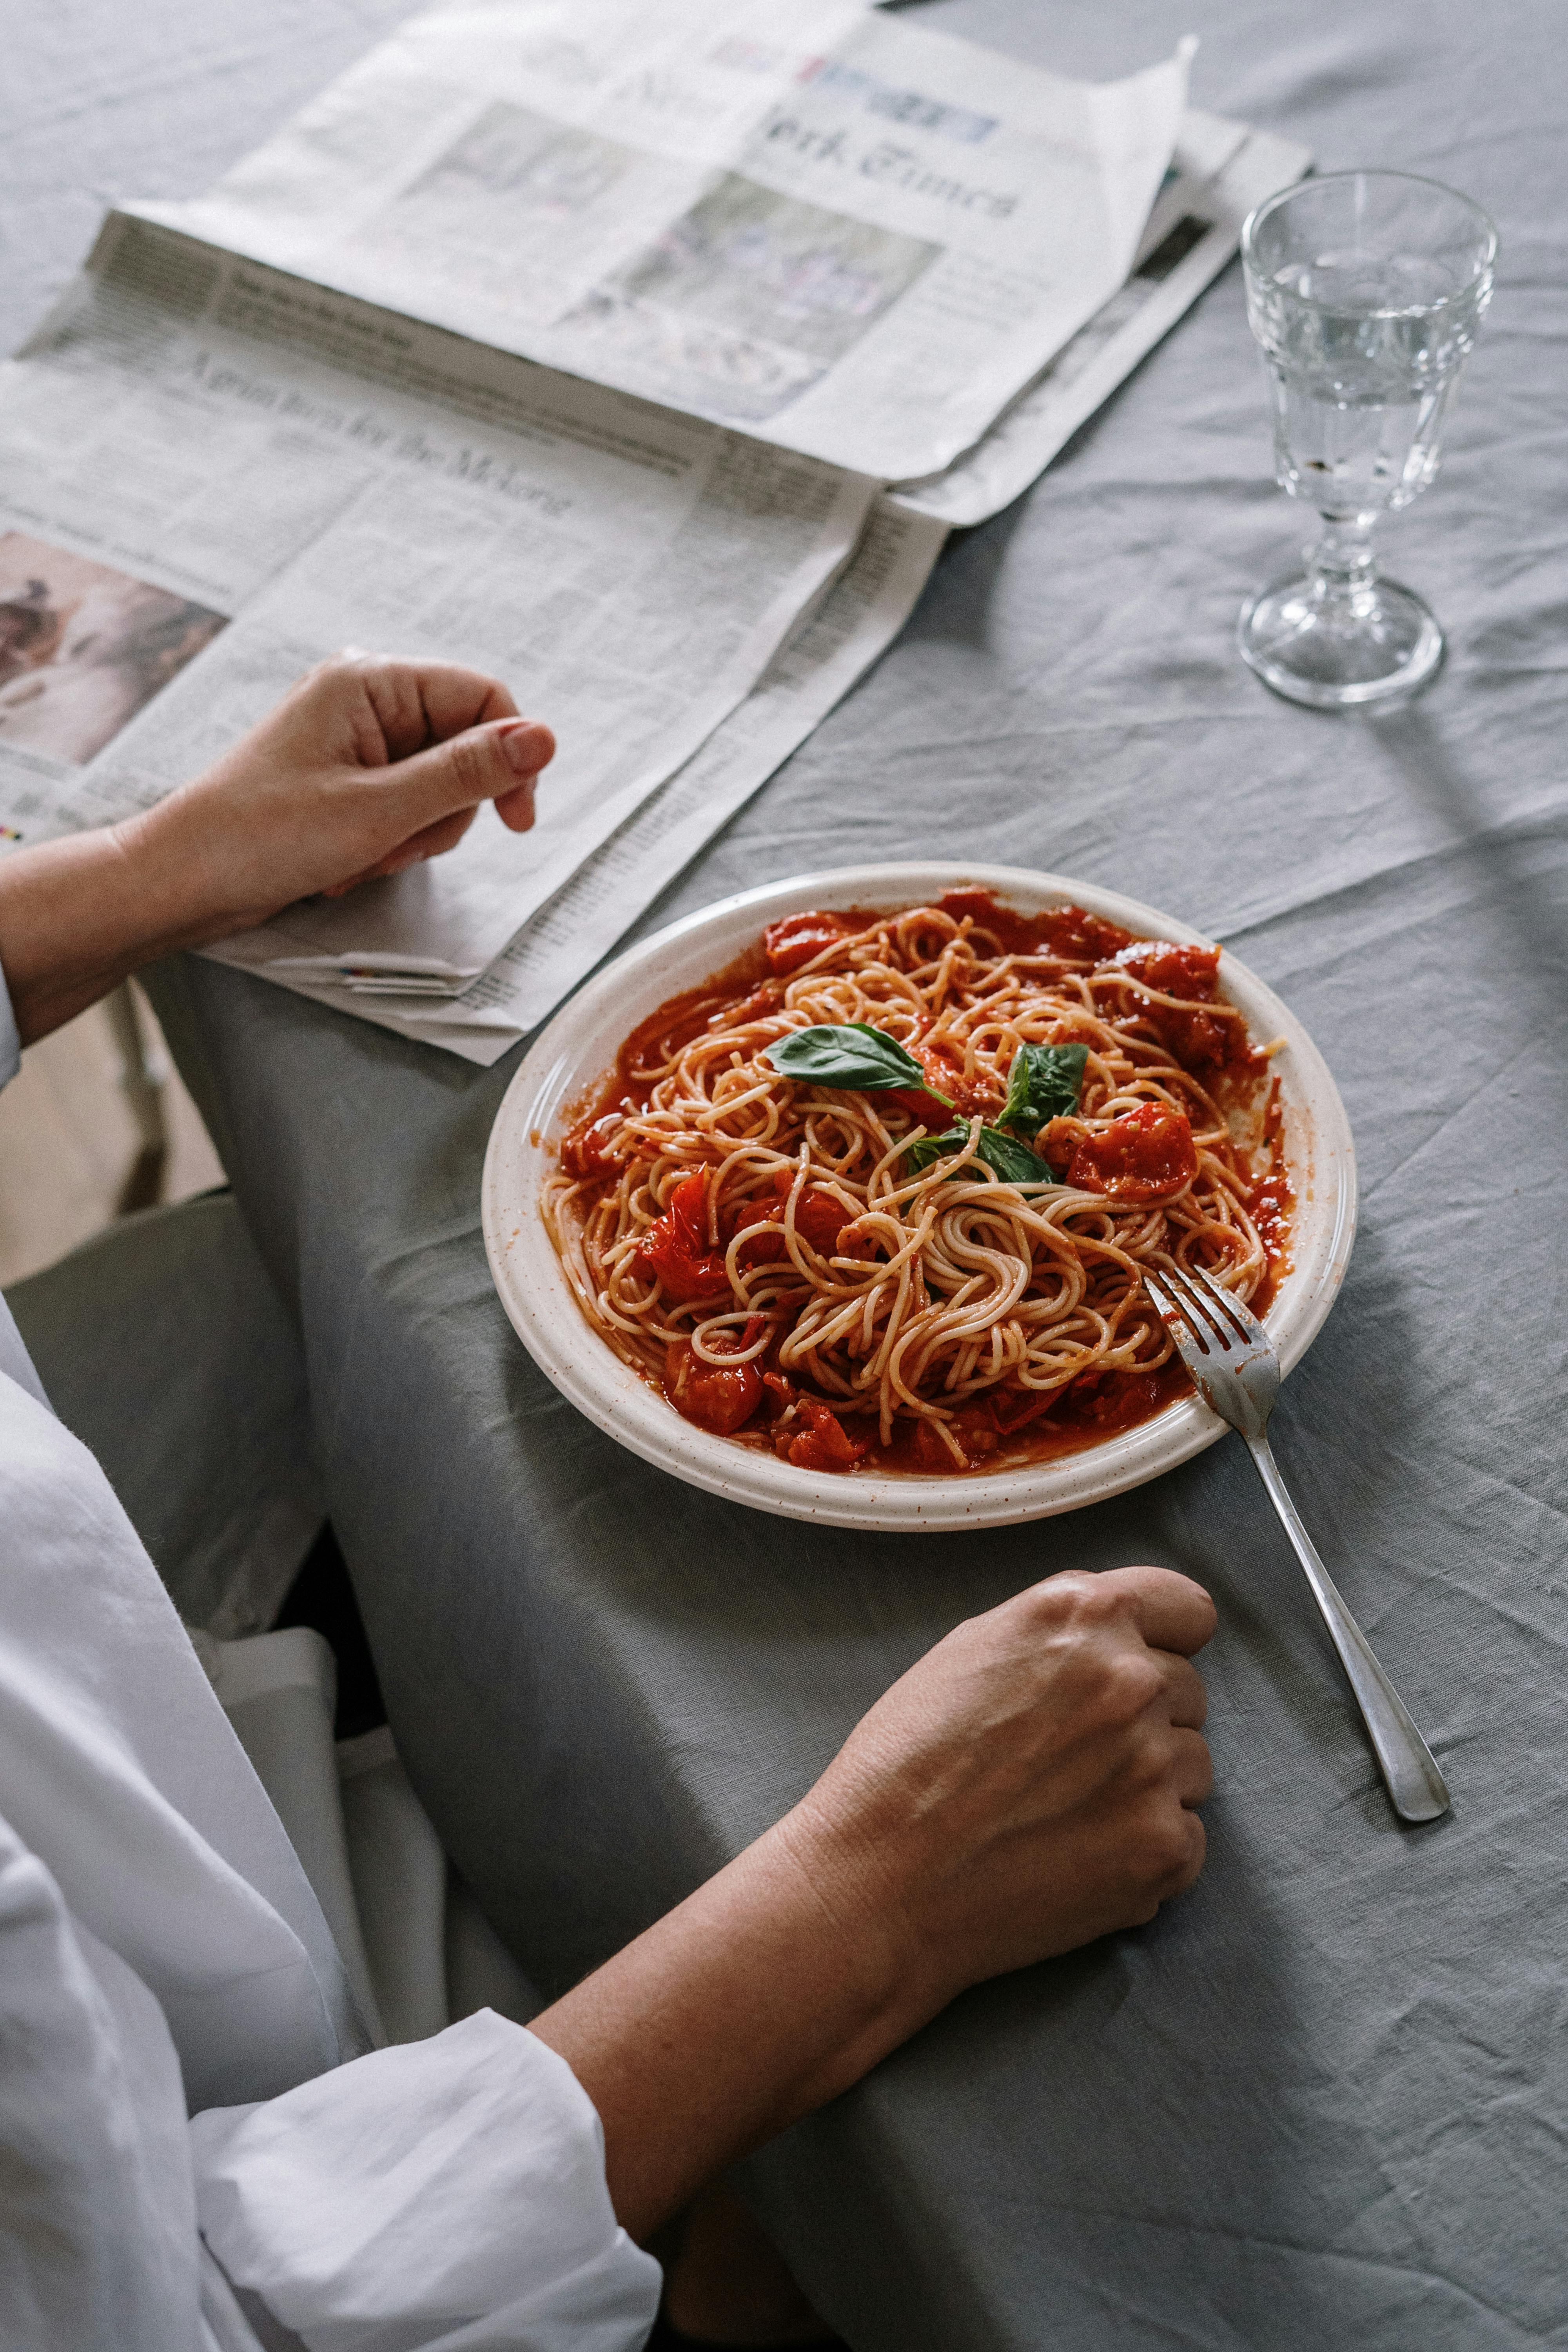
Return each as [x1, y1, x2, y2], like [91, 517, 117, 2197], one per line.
[0, 978, 659, 2352]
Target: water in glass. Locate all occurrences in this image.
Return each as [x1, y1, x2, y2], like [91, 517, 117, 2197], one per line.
[1239, 174, 1496, 709]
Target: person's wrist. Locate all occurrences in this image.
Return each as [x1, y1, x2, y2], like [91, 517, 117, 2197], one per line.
[0, 808, 216, 1045]
[759, 1786, 955, 2092]
[110, 787, 249, 949]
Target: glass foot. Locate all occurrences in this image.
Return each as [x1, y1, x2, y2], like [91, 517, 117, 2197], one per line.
[1238, 572, 1443, 709]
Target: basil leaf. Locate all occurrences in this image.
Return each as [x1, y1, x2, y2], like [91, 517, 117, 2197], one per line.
[904, 1123, 1059, 1186]
[1000, 1042, 1089, 1138]
[902, 1130, 961, 1176]
[765, 1022, 948, 1100]
[969, 1125, 1060, 1185]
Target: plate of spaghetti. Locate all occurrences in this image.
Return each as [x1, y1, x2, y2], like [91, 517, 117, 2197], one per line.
[482, 864, 1355, 1530]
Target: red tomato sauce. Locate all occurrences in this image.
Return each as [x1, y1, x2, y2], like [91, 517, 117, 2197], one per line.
[935, 889, 1133, 965]
[668, 1350, 1202, 1475]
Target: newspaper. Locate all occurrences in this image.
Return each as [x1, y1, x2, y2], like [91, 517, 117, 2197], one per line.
[891, 120, 1312, 528]
[203, 496, 950, 1062]
[0, 4, 1284, 1070]
[189, 113, 1312, 1060]
[132, 0, 1192, 483]
[0, 102, 1307, 1061]
[0, 212, 874, 975]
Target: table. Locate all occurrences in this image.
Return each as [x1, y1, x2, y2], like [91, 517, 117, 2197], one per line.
[13, 4, 1568, 2344]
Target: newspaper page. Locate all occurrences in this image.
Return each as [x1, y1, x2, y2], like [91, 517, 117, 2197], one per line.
[131, 0, 1191, 483]
[0, 213, 874, 971]
[192, 123, 1310, 1059]
[891, 120, 1313, 528]
[202, 498, 949, 1063]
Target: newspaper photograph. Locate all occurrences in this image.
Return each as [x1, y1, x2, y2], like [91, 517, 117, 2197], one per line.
[135, 0, 1191, 481]
[0, 532, 226, 769]
[0, 214, 875, 971]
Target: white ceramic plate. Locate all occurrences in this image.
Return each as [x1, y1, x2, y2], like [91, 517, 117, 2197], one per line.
[482, 863, 1356, 1532]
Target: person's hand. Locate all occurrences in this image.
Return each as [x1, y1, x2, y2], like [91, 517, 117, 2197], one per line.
[131, 653, 555, 937]
[531, 1564, 1214, 2239]
[0, 653, 554, 1045]
[789, 1566, 1215, 2005]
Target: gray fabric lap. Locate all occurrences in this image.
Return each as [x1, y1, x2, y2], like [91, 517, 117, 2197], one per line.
[5, 1194, 323, 1636]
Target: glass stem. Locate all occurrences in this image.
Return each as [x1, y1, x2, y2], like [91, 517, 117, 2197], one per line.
[1304, 513, 1379, 620]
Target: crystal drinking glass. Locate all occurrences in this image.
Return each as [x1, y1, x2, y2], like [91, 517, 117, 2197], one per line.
[1238, 170, 1496, 708]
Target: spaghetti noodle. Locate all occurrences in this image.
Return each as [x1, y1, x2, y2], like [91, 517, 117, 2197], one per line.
[543, 892, 1290, 1476]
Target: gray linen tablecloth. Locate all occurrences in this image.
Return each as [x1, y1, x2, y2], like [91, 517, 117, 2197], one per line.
[10, 2, 1568, 2344]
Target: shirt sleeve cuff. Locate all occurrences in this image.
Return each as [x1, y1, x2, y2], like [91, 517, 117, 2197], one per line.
[190, 2007, 662, 2352]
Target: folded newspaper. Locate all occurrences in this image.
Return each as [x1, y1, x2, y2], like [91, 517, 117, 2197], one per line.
[133, 0, 1194, 485]
[0, 0, 1307, 1064]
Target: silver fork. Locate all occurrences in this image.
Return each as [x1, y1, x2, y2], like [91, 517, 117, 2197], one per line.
[1142, 1259, 1450, 1825]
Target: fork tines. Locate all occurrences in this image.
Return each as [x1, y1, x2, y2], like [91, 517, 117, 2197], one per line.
[1143, 1258, 1266, 1350]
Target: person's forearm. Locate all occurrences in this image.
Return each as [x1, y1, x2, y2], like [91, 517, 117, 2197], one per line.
[528, 1804, 941, 2244]
[0, 815, 213, 1046]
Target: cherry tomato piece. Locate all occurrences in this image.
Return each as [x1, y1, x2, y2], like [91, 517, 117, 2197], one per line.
[664, 1339, 763, 1436]
[562, 1106, 627, 1181]
[636, 1171, 733, 1301]
[988, 1385, 1053, 1436]
[790, 1185, 851, 1254]
[1067, 1103, 1198, 1202]
[911, 1417, 962, 1472]
[779, 1399, 867, 1472]
[878, 1042, 993, 1125]
[1110, 940, 1221, 1000]
[763, 912, 849, 977]
[877, 1047, 956, 1123]
[731, 1177, 851, 1261]
[1108, 942, 1227, 1067]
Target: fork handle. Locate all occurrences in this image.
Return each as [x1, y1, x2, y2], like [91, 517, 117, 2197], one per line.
[1245, 1435, 1451, 1824]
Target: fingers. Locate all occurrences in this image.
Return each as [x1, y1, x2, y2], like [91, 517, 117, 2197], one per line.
[1168, 1724, 1214, 1809]
[1157, 1651, 1208, 1733]
[360, 806, 479, 881]
[1160, 1802, 1207, 1895]
[303, 654, 554, 837]
[1093, 1564, 1217, 1659]
[494, 777, 537, 833]
[318, 808, 480, 896]
[387, 714, 555, 830]
[805, 1561, 1220, 1999]
[352, 657, 522, 758]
